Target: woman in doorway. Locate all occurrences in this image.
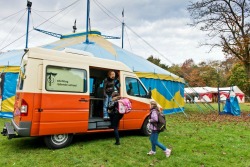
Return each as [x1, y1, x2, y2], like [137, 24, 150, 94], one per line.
[103, 70, 117, 120]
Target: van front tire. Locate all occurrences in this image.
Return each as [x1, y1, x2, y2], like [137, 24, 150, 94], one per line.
[141, 117, 151, 136]
[44, 134, 73, 149]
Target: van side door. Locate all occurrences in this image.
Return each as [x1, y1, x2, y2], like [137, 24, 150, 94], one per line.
[121, 72, 150, 130]
[38, 61, 89, 135]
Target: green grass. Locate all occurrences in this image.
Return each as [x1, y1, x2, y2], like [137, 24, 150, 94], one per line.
[0, 105, 250, 167]
[184, 102, 250, 113]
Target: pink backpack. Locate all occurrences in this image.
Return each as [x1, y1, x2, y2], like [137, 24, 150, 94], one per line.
[118, 98, 132, 114]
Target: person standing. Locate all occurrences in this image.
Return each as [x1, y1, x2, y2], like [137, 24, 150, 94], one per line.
[103, 70, 117, 120]
[147, 100, 171, 157]
[108, 92, 123, 145]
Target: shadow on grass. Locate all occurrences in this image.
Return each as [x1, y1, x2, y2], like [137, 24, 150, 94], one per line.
[72, 130, 145, 145]
[2, 137, 46, 151]
[2, 130, 146, 150]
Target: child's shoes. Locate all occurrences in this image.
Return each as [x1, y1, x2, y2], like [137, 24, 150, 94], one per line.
[147, 150, 156, 155]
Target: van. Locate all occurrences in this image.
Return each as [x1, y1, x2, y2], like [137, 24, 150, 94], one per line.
[1, 48, 152, 149]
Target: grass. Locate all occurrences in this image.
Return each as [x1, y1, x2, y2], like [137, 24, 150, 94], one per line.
[184, 102, 250, 113]
[0, 104, 249, 167]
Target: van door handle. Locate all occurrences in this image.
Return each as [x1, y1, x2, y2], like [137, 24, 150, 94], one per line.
[79, 98, 88, 102]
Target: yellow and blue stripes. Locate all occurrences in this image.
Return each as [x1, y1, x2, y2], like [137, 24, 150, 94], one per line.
[0, 72, 18, 118]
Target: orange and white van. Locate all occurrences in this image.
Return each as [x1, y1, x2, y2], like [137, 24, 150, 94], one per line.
[1, 47, 153, 149]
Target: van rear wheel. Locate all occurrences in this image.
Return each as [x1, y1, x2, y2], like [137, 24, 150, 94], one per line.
[44, 134, 73, 149]
[141, 117, 151, 136]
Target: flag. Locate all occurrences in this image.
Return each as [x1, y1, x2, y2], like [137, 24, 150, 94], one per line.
[122, 8, 124, 17]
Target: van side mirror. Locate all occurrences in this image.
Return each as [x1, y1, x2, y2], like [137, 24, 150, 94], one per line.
[147, 87, 152, 99]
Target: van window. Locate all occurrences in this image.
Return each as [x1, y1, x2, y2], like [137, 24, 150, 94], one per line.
[46, 66, 87, 93]
[125, 77, 147, 98]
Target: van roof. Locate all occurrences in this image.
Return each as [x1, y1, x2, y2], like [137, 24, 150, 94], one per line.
[27, 47, 132, 72]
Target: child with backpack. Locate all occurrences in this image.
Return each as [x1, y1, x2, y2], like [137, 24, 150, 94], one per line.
[108, 92, 124, 145]
[147, 100, 171, 157]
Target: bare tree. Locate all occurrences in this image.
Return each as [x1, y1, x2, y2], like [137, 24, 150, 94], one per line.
[188, 0, 250, 96]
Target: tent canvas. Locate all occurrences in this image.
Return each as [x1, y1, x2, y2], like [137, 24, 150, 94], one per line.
[219, 86, 245, 103]
[41, 32, 185, 114]
[0, 50, 23, 118]
[221, 96, 241, 116]
[184, 86, 245, 103]
[184, 87, 213, 103]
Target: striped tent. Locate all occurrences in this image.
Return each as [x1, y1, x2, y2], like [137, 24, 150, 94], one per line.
[0, 30, 185, 117]
[41, 31, 185, 114]
[0, 50, 24, 118]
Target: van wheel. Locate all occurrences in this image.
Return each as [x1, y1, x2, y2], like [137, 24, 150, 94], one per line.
[44, 134, 73, 149]
[141, 117, 151, 136]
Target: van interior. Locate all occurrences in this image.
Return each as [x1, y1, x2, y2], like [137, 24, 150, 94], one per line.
[88, 67, 120, 130]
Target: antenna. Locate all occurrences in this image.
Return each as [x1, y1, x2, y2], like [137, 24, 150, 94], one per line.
[25, 0, 32, 49]
[73, 19, 77, 33]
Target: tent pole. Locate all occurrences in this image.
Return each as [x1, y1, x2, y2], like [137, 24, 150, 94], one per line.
[85, 0, 90, 44]
[217, 78, 221, 115]
[122, 9, 125, 49]
[25, 0, 32, 49]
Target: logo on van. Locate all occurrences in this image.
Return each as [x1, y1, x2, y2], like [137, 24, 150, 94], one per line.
[46, 72, 57, 86]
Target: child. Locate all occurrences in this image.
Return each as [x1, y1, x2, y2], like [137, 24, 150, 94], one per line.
[147, 100, 171, 157]
[103, 70, 117, 120]
[108, 92, 123, 145]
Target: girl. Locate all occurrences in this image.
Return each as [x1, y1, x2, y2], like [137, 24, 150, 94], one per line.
[147, 100, 171, 157]
[108, 92, 123, 145]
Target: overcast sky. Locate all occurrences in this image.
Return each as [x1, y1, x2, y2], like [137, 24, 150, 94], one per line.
[0, 0, 225, 65]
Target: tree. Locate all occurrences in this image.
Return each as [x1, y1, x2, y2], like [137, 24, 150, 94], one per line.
[147, 55, 169, 70]
[229, 63, 249, 94]
[188, 0, 250, 96]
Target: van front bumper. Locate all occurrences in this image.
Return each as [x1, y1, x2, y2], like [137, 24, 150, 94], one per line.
[1, 119, 31, 139]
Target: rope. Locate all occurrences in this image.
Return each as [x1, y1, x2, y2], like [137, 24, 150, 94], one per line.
[124, 27, 133, 52]
[32, 9, 70, 31]
[0, 10, 27, 49]
[154, 73, 188, 117]
[0, 8, 26, 22]
[0, 0, 80, 52]
[93, 0, 121, 24]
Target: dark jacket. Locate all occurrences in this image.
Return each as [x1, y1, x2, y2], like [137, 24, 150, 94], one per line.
[104, 77, 119, 96]
[104, 77, 115, 96]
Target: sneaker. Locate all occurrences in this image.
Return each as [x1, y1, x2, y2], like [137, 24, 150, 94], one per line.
[114, 142, 120, 145]
[147, 150, 156, 155]
[103, 116, 110, 121]
[165, 149, 171, 158]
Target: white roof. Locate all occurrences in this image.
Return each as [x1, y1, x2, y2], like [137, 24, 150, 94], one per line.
[27, 47, 132, 72]
[219, 86, 244, 94]
[184, 86, 244, 95]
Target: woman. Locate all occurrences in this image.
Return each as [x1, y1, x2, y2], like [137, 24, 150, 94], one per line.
[147, 100, 171, 157]
[108, 92, 123, 145]
[103, 70, 117, 120]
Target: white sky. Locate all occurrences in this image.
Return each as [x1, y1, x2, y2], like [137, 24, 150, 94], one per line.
[0, 0, 225, 65]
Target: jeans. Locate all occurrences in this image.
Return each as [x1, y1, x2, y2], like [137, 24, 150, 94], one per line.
[150, 131, 167, 152]
[103, 95, 112, 117]
[109, 113, 123, 143]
